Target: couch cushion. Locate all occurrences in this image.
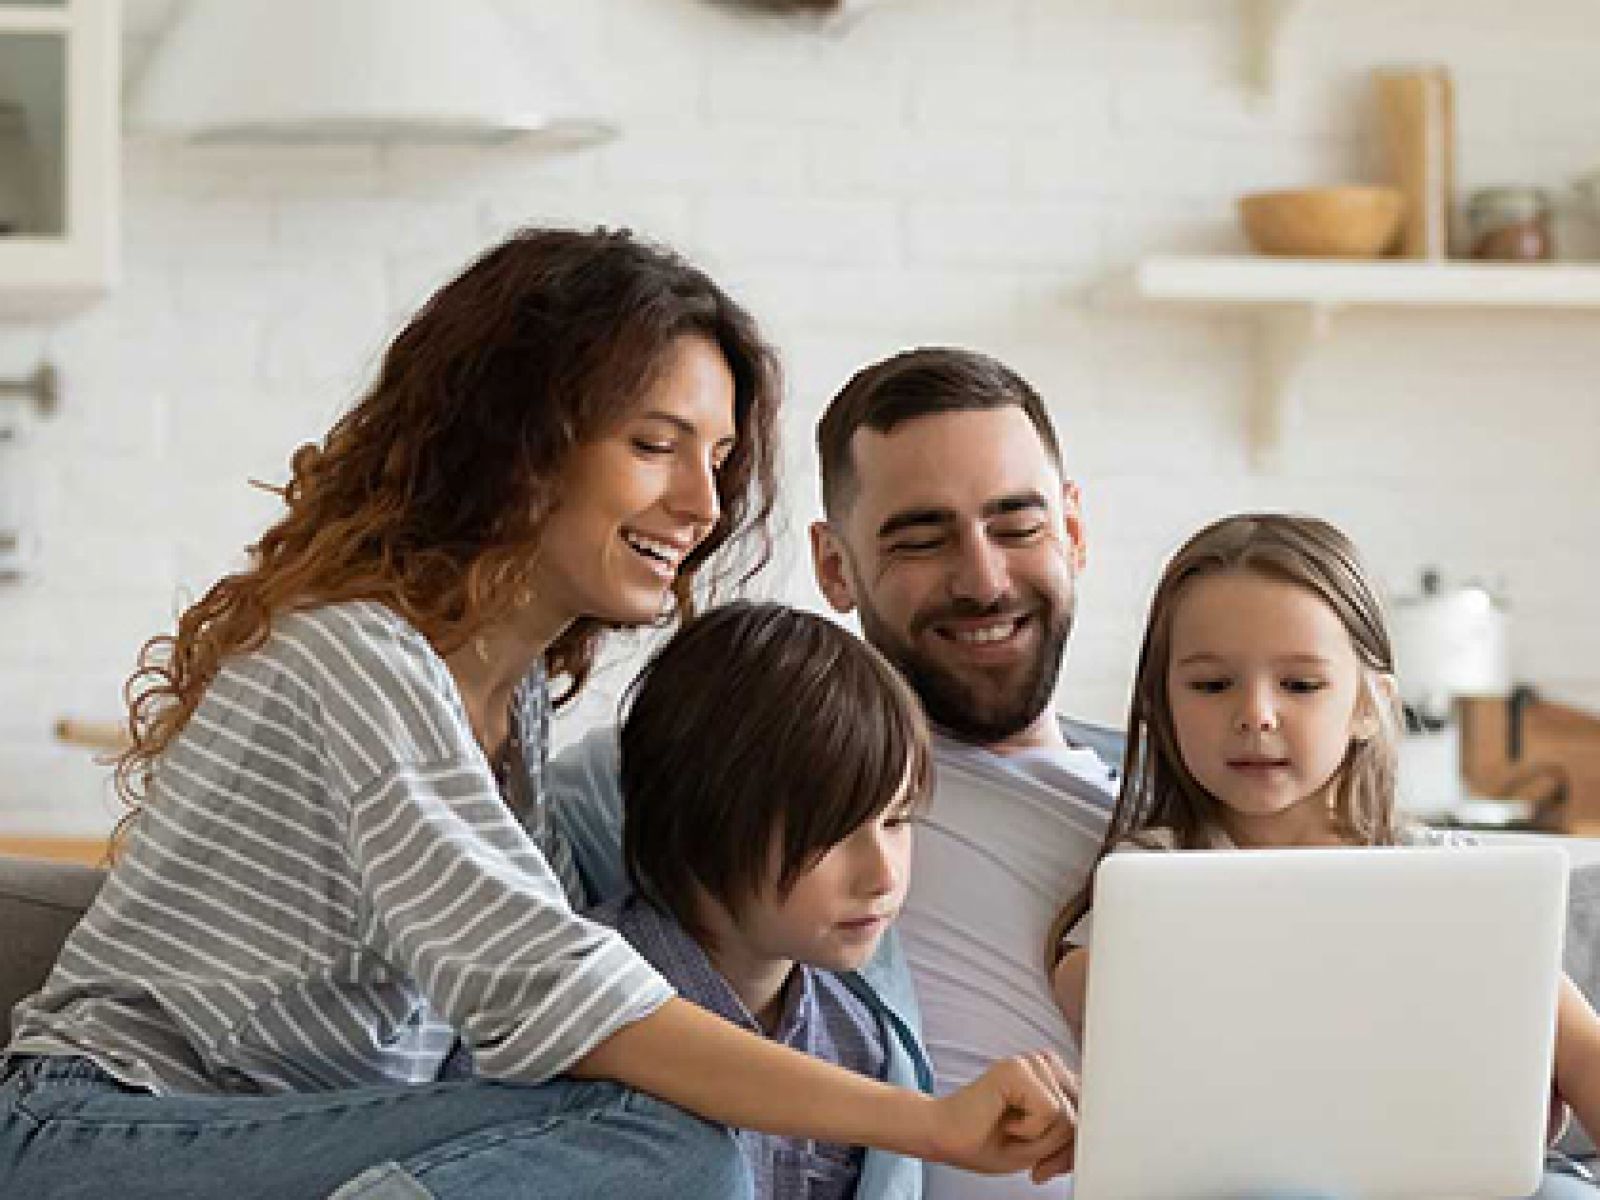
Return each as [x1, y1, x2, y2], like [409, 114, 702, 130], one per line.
[0, 854, 106, 1045]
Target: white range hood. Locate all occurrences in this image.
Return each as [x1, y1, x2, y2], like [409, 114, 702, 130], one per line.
[126, 0, 614, 146]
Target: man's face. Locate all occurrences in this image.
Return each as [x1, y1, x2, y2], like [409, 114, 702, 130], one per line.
[811, 406, 1083, 751]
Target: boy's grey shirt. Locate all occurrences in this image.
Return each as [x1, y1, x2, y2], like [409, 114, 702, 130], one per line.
[549, 725, 929, 1200]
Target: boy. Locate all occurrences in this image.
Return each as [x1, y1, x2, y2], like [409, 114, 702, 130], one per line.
[590, 600, 933, 1200]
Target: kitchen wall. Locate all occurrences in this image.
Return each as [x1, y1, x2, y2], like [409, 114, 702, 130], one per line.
[1, 0, 1598, 836]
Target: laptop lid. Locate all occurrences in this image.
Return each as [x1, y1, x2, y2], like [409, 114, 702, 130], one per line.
[1073, 845, 1568, 1200]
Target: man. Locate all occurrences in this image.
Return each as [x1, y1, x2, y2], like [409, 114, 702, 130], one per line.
[808, 348, 1116, 1200]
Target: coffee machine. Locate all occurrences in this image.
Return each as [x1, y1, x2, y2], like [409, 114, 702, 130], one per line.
[1390, 570, 1511, 818]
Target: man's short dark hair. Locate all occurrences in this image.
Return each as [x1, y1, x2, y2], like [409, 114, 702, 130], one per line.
[620, 600, 932, 945]
[816, 346, 1063, 518]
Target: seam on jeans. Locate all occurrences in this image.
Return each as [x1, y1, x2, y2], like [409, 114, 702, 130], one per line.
[10, 1079, 488, 1134]
[400, 1108, 606, 1180]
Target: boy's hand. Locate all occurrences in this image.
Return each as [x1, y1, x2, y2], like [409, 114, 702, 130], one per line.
[925, 1051, 1078, 1182]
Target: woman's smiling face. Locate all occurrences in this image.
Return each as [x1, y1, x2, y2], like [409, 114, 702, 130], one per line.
[528, 334, 738, 634]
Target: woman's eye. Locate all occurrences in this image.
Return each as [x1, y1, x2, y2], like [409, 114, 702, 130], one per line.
[1188, 678, 1230, 694]
[1283, 678, 1327, 694]
[632, 438, 674, 457]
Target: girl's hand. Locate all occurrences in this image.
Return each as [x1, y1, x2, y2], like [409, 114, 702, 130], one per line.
[925, 1051, 1079, 1182]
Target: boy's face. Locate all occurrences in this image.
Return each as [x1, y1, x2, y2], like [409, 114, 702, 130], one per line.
[738, 804, 914, 974]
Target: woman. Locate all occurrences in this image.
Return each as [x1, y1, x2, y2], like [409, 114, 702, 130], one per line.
[0, 228, 1076, 1199]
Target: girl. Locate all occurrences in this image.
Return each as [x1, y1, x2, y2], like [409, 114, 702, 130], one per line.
[1049, 512, 1600, 1181]
[0, 228, 1076, 1199]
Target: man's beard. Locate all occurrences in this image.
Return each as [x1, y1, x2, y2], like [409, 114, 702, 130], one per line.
[856, 592, 1073, 745]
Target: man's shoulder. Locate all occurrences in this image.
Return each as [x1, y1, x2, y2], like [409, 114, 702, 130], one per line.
[1056, 715, 1126, 771]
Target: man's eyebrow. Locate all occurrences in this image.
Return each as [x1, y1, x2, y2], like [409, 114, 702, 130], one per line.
[982, 492, 1049, 518]
[877, 508, 955, 540]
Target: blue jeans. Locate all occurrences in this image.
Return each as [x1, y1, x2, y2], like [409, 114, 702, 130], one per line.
[0, 1055, 753, 1199]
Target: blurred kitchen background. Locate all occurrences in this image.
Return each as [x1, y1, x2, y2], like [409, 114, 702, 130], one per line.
[2, 0, 1600, 851]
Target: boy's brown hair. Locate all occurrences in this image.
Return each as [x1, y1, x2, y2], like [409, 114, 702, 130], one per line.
[621, 600, 932, 945]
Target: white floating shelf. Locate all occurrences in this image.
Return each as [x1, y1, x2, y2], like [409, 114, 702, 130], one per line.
[1132, 254, 1600, 310]
[1116, 254, 1600, 468]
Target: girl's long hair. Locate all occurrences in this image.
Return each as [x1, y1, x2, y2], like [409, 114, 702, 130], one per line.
[115, 227, 781, 831]
[1047, 513, 1403, 961]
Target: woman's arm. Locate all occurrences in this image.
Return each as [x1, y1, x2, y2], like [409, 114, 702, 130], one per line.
[1051, 945, 1091, 1051]
[1554, 973, 1600, 1148]
[573, 996, 1078, 1182]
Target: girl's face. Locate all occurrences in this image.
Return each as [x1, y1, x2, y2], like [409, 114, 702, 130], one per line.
[1165, 570, 1371, 847]
[529, 334, 737, 635]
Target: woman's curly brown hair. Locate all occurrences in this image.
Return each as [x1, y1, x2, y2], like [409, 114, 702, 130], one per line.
[114, 227, 781, 830]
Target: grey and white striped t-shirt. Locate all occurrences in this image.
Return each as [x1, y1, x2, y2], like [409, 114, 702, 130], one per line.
[7, 600, 671, 1095]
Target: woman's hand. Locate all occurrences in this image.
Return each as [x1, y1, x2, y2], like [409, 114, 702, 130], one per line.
[925, 1051, 1079, 1182]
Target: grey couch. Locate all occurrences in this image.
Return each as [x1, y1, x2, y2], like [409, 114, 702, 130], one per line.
[1, 854, 106, 1045]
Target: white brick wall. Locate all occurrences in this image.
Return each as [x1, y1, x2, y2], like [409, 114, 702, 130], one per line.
[3, 0, 1599, 835]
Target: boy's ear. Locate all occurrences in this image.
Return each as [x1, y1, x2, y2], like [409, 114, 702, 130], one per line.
[810, 521, 858, 615]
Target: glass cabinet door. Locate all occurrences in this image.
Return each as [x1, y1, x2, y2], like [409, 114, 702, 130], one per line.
[0, 31, 67, 238]
[0, 0, 119, 316]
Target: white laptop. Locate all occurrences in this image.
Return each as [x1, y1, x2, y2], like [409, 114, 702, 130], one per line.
[1073, 845, 1569, 1200]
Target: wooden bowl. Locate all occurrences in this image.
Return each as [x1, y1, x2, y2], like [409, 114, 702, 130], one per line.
[1238, 186, 1405, 258]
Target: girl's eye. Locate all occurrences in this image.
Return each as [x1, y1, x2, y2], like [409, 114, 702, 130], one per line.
[1188, 678, 1230, 694]
[1283, 678, 1327, 694]
[632, 438, 674, 457]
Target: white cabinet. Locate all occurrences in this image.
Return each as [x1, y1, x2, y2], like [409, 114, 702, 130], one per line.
[0, 0, 119, 318]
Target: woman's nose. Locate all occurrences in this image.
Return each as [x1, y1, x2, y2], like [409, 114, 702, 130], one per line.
[667, 457, 720, 527]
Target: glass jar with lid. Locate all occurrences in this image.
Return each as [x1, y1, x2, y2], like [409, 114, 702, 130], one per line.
[1465, 187, 1554, 261]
